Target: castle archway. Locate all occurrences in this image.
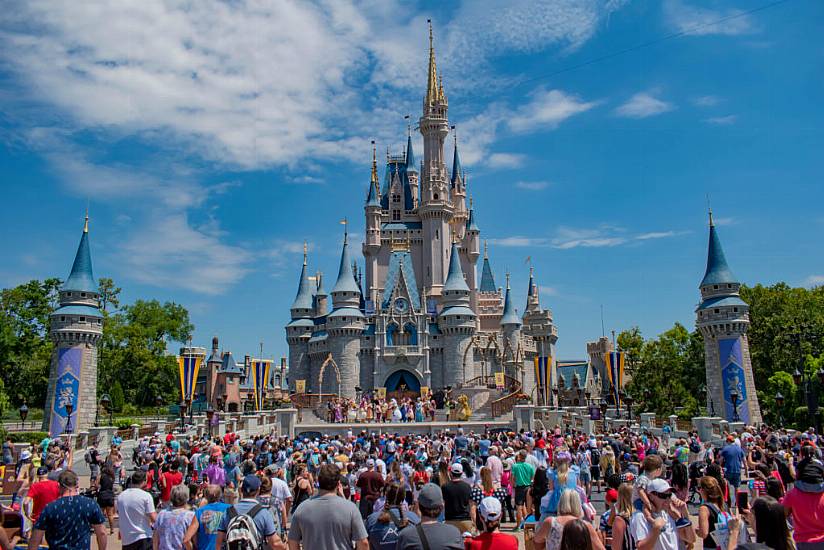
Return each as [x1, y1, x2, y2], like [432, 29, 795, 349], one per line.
[318, 354, 341, 395]
[384, 369, 421, 401]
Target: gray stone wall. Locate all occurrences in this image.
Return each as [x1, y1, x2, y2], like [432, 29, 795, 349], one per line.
[328, 335, 361, 399]
[443, 333, 472, 387]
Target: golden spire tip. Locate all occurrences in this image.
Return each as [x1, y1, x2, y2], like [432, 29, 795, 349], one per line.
[83, 208, 89, 233]
[303, 241, 308, 265]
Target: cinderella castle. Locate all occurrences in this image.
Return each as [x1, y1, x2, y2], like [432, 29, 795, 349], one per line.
[285, 25, 559, 400]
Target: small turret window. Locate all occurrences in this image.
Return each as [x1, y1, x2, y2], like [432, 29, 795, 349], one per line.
[714, 309, 720, 314]
[81, 292, 86, 297]
[392, 210, 401, 220]
[60, 316, 66, 322]
[713, 285, 719, 290]
[67, 292, 72, 297]
[434, 193, 439, 200]
[79, 316, 85, 322]
[733, 308, 738, 312]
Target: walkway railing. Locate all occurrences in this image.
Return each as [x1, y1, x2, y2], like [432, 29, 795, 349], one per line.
[461, 373, 520, 389]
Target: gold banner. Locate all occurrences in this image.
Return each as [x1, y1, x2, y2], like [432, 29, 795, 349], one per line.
[494, 372, 505, 389]
[295, 379, 306, 394]
[420, 386, 430, 399]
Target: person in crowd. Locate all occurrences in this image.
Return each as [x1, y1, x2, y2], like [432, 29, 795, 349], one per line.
[357, 458, 386, 519]
[184, 484, 230, 550]
[464, 496, 518, 550]
[781, 451, 824, 549]
[159, 460, 184, 508]
[154, 484, 195, 550]
[533, 489, 604, 550]
[469, 466, 508, 533]
[560, 518, 600, 550]
[117, 470, 157, 550]
[397, 483, 463, 550]
[729, 496, 793, 550]
[28, 470, 108, 550]
[718, 435, 746, 506]
[287, 464, 366, 550]
[98, 465, 117, 534]
[541, 449, 579, 519]
[512, 450, 536, 529]
[215, 475, 284, 550]
[628, 479, 695, 550]
[21, 466, 59, 538]
[442, 461, 476, 535]
[366, 482, 419, 550]
[695, 476, 728, 550]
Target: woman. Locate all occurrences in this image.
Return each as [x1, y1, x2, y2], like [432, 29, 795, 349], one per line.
[600, 447, 617, 483]
[290, 464, 313, 513]
[560, 519, 598, 550]
[366, 482, 419, 550]
[533, 489, 604, 550]
[541, 450, 580, 519]
[470, 467, 509, 532]
[530, 466, 550, 519]
[576, 445, 593, 499]
[414, 400, 424, 423]
[729, 496, 792, 550]
[607, 484, 634, 550]
[98, 466, 117, 534]
[670, 462, 689, 503]
[695, 476, 728, 550]
[782, 455, 824, 549]
[501, 461, 515, 523]
[465, 496, 518, 550]
[154, 484, 195, 550]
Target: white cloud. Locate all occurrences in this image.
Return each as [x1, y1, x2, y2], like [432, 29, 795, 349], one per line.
[804, 275, 824, 288]
[490, 236, 550, 248]
[705, 115, 737, 125]
[614, 92, 674, 119]
[663, 0, 756, 36]
[635, 231, 676, 240]
[712, 216, 736, 226]
[493, 225, 685, 249]
[692, 95, 721, 107]
[509, 89, 599, 133]
[539, 285, 559, 297]
[515, 181, 551, 191]
[488, 153, 527, 169]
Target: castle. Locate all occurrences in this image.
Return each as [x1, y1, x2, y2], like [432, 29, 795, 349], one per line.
[285, 25, 559, 400]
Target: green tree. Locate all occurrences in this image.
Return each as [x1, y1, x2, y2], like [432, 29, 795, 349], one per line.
[0, 378, 9, 418]
[617, 327, 644, 377]
[110, 380, 125, 412]
[98, 277, 122, 313]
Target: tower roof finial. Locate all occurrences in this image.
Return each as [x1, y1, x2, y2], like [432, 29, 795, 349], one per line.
[425, 19, 440, 108]
[371, 140, 378, 186]
[707, 193, 714, 227]
[303, 241, 308, 266]
[341, 217, 348, 244]
[83, 205, 89, 233]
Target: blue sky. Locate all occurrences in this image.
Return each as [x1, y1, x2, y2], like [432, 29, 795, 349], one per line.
[1, 0, 822, 361]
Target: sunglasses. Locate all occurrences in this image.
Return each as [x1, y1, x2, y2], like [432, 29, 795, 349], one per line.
[651, 491, 673, 499]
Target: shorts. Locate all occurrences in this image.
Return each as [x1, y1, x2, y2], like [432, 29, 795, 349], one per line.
[725, 472, 741, 489]
[123, 538, 152, 550]
[590, 466, 601, 482]
[579, 470, 591, 484]
[514, 485, 530, 505]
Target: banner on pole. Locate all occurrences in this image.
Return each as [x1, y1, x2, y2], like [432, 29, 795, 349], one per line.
[606, 351, 625, 408]
[376, 387, 387, 400]
[178, 354, 203, 403]
[252, 359, 273, 411]
[494, 372, 505, 390]
[420, 386, 430, 399]
[533, 356, 552, 405]
[295, 379, 306, 394]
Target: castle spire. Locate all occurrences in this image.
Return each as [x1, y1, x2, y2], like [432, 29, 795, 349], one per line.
[501, 273, 521, 326]
[63, 212, 97, 293]
[405, 133, 417, 173]
[700, 212, 736, 287]
[332, 223, 360, 295]
[443, 240, 469, 292]
[479, 242, 497, 293]
[425, 19, 439, 109]
[451, 129, 463, 186]
[367, 142, 381, 206]
[290, 245, 314, 315]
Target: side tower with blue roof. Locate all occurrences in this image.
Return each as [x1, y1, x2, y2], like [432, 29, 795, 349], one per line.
[695, 211, 761, 424]
[44, 212, 103, 435]
[286, 243, 315, 393]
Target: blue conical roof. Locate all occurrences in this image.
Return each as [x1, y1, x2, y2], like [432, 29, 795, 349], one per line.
[501, 276, 521, 326]
[291, 261, 314, 312]
[406, 134, 417, 173]
[332, 235, 361, 294]
[466, 206, 479, 232]
[700, 220, 737, 287]
[451, 139, 463, 186]
[527, 269, 536, 297]
[366, 179, 381, 207]
[443, 241, 469, 292]
[480, 256, 496, 292]
[62, 224, 97, 293]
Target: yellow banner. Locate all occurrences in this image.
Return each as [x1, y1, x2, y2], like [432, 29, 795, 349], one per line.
[376, 387, 387, 399]
[420, 386, 430, 399]
[295, 379, 306, 394]
[494, 372, 505, 389]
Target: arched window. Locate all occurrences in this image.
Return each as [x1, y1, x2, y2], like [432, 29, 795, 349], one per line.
[404, 323, 418, 345]
[386, 323, 398, 346]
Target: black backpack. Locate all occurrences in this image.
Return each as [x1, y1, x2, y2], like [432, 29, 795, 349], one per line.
[590, 447, 601, 465]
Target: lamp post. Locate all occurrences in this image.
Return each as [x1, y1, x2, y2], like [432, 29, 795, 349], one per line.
[793, 366, 824, 433]
[187, 397, 193, 424]
[64, 402, 74, 434]
[206, 405, 215, 439]
[179, 400, 187, 430]
[19, 402, 28, 430]
[99, 394, 112, 427]
[624, 394, 634, 423]
[729, 389, 740, 422]
[155, 394, 164, 421]
[774, 391, 785, 426]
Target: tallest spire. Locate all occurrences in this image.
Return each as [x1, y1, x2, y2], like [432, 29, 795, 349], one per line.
[425, 19, 438, 108]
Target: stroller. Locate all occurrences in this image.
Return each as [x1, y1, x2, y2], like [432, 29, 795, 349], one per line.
[688, 461, 707, 504]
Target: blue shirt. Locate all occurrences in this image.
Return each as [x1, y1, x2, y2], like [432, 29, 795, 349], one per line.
[365, 508, 420, 550]
[719, 444, 745, 475]
[478, 439, 491, 457]
[34, 495, 106, 550]
[195, 502, 231, 550]
[218, 499, 277, 538]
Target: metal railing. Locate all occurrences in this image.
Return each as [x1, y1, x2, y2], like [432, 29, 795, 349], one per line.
[461, 373, 520, 390]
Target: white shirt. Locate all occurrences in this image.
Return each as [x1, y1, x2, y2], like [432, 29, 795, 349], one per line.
[116, 487, 156, 545]
[629, 509, 679, 550]
[271, 477, 291, 509]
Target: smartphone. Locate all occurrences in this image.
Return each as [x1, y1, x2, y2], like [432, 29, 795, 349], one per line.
[736, 490, 749, 511]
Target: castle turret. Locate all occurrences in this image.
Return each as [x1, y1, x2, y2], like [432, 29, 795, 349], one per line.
[500, 273, 522, 372]
[44, 213, 103, 435]
[696, 211, 761, 423]
[438, 240, 475, 388]
[450, 134, 468, 238]
[285, 243, 314, 392]
[314, 272, 328, 317]
[327, 226, 364, 398]
[406, 133, 419, 208]
[521, 267, 559, 404]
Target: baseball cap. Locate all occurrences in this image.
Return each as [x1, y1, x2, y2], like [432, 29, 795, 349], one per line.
[647, 479, 674, 495]
[366, 459, 375, 468]
[479, 496, 502, 521]
[606, 488, 618, 503]
[450, 462, 464, 475]
[36, 466, 49, 476]
[417, 483, 444, 508]
[241, 475, 261, 493]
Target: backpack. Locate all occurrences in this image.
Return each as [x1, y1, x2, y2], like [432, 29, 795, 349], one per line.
[690, 440, 702, 454]
[774, 456, 793, 485]
[589, 447, 601, 466]
[224, 504, 265, 550]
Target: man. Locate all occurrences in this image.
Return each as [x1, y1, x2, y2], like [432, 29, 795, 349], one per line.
[215, 475, 284, 550]
[186, 485, 230, 550]
[511, 450, 535, 530]
[159, 460, 183, 505]
[441, 462, 475, 535]
[288, 463, 368, 550]
[116, 470, 156, 550]
[28, 470, 108, 550]
[486, 446, 503, 486]
[22, 466, 59, 534]
[268, 470, 292, 533]
[718, 434, 746, 504]
[84, 443, 102, 490]
[629, 479, 695, 550]
[397, 483, 463, 550]
[355, 459, 384, 519]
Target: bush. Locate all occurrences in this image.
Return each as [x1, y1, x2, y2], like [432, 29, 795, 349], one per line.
[115, 418, 140, 430]
[1, 431, 50, 445]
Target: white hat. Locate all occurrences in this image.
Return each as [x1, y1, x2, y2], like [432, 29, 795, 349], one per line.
[450, 462, 464, 475]
[647, 479, 674, 495]
[20, 450, 32, 461]
[479, 496, 502, 521]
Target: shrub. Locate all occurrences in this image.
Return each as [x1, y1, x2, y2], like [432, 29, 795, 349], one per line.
[115, 418, 140, 430]
[1, 431, 50, 445]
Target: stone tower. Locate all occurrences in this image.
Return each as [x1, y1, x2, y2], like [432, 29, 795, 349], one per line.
[327, 228, 364, 398]
[696, 212, 762, 423]
[439, 241, 475, 387]
[500, 274, 522, 379]
[44, 214, 103, 435]
[285, 244, 314, 391]
[522, 267, 559, 405]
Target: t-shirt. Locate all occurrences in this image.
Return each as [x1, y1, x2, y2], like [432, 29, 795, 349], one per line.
[442, 480, 473, 521]
[194, 502, 231, 550]
[782, 487, 824, 543]
[116, 487, 156, 545]
[288, 493, 368, 550]
[365, 508, 420, 550]
[512, 461, 535, 487]
[218, 499, 277, 538]
[464, 531, 519, 550]
[357, 470, 385, 501]
[155, 508, 195, 550]
[396, 521, 463, 550]
[629, 509, 679, 550]
[27, 480, 60, 522]
[160, 471, 183, 501]
[719, 445, 745, 475]
[33, 495, 106, 550]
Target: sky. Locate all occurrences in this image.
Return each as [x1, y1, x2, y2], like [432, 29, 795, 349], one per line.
[1, 0, 822, 362]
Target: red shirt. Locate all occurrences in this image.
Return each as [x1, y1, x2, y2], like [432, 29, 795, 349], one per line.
[464, 532, 519, 550]
[783, 487, 824, 543]
[160, 471, 183, 502]
[27, 479, 60, 521]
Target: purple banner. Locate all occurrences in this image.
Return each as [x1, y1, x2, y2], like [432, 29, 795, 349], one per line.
[719, 337, 750, 424]
[50, 347, 82, 436]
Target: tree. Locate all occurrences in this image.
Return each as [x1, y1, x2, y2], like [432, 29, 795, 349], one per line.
[617, 327, 644, 377]
[110, 380, 125, 413]
[0, 379, 9, 418]
[98, 278, 122, 313]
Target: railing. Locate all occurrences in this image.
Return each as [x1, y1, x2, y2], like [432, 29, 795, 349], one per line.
[676, 419, 693, 432]
[289, 393, 339, 410]
[461, 373, 520, 390]
[491, 391, 526, 417]
[383, 345, 421, 355]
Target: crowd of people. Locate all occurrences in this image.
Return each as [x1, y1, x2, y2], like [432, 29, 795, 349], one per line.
[0, 422, 822, 550]
[322, 396, 438, 423]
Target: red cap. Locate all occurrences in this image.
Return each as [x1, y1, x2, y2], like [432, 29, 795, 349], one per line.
[606, 489, 618, 503]
[537, 439, 546, 449]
